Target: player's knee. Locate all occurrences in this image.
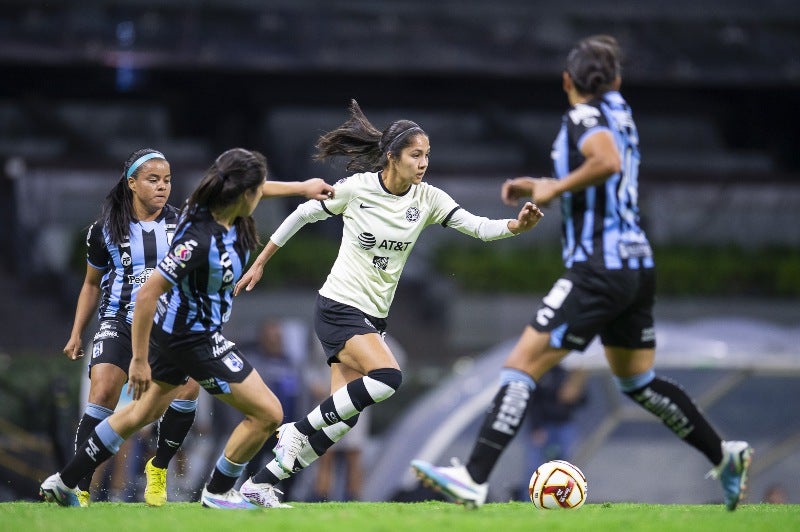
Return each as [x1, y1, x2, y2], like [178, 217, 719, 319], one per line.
[365, 368, 403, 401]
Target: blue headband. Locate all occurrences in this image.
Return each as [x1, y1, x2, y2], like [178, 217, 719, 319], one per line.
[126, 152, 165, 178]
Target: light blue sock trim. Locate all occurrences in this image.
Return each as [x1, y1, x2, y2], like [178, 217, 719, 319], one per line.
[613, 369, 656, 392]
[499, 367, 536, 391]
[85, 403, 114, 420]
[95, 419, 125, 454]
[216, 454, 248, 478]
[168, 398, 198, 413]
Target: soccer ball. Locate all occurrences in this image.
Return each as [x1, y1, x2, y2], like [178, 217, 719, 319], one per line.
[528, 460, 588, 509]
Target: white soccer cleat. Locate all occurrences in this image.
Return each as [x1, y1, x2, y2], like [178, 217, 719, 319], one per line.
[200, 487, 259, 510]
[40, 473, 81, 507]
[240, 478, 292, 508]
[707, 440, 754, 511]
[411, 458, 488, 509]
[273, 422, 308, 473]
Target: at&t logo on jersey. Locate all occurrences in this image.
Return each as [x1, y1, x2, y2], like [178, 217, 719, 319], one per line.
[358, 232, 376, 250]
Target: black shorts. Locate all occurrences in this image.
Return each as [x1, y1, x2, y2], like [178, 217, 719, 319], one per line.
[314, 295, 387, 364]
[529, 263, 656, 351]
[88, 318, 133, 377]
[149, 327, 253, 394]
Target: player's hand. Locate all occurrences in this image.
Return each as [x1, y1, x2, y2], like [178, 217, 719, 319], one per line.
[501, 177, 537, 206]
[303, 178, 335, 200]
[234, 263, 264, 296]
[509, 201, 544, 234]
[127, 358, 152, 400]
[62, 338, 85, 360]
[529, 178, 561, 207]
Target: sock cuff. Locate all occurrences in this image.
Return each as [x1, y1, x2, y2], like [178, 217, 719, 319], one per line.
[85, 403, 114, 420]
[95, 419, 125, 454]
[168, 398, 198, 413]
[614, 369, 656, 392]
[499, 367, 535, 390]
[215, 454, 247, 478]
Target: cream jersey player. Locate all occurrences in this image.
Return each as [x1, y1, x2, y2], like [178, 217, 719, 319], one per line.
[271, 171, 517, 317]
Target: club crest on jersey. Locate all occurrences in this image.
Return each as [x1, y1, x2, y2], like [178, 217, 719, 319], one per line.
[222, 352, 245, 372]
[405, 206, 420, 222]
[121, 252, 131, 267]
[373, 256, 389, 270]
[358, 232, 377, 250]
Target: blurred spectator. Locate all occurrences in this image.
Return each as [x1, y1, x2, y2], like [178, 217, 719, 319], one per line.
[240, 318, 303, 500]
[519, 364, 588, 500]
[763, 483, 788, 504]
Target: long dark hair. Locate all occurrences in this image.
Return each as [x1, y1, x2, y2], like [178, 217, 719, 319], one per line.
[314, 99, 426, 172]
[565, 34, 621, 97]
[179, 148, 265, 251]
[100, 148, 166, 245]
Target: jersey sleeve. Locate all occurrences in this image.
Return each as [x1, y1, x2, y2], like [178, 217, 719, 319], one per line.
[445, 208, 514, 241]
[85, 221, 109, 271]
[319, 174, 359, 216]
[424, 184, 461, 225]
[156, 223, 209, 285]
[271, 174, 357, 246]
[567, 102, 612, 150]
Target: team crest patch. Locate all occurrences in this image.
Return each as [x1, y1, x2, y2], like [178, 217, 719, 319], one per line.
[222, 352, 245, 372]
[372, 256, 389, 270]
[405, 206, 420, 222]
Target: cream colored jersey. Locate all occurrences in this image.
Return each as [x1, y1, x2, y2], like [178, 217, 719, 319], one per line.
[271, 171, 515, 318]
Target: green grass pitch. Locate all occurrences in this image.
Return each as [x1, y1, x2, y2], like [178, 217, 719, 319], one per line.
[2, 500, 798, 532]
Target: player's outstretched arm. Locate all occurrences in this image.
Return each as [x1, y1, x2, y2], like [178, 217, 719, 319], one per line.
[262, 178, 335, 200]
[234, 240, 281, 295]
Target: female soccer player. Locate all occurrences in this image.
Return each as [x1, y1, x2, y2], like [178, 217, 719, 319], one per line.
[62, 148, 201, 506]
[411, 35, 753, 511]
[41, 148, 335, 509]
[232, 99, 543, 506]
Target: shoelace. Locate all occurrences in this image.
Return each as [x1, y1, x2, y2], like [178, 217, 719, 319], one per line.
[251, 485, 285, 505]
[284, 431, 307, 454]
[149, 467, 167, 489]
